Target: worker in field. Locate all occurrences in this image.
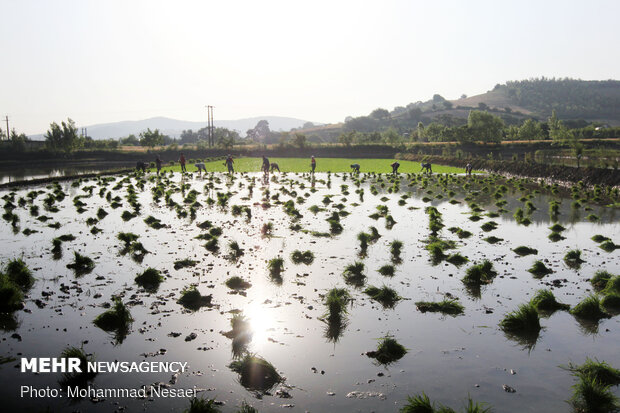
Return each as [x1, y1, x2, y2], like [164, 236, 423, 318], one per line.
[155, 155, 163, 175]
[225, 154, 235, 173]
[262, 156, 270, 175]
[391, 161, 400, 174]
[311, 156, 316, 173]
[179, 153, 187, 173]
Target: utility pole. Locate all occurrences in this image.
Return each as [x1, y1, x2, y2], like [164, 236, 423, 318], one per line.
[205, 105, 215, 147]
[4, 116, 9, 141]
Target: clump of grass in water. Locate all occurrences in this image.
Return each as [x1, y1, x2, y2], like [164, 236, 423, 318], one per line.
[416, 299, 464, 316]
[549, 223, 566, 232]
[364, 285, 401, 309]
[570, 295, 609, 321]
[290, 250, 314, 265]
[591, 234, 610, 243]
[564, 358, 620, 386]
[390, 240, 403, 262]
[60, 346, 97, 385]
[528, 260, 553, 278]
[378, 264, 395, 277]
[204, 237, 219, 252]
[600, 240, 618, 253]
[4, 258, 34, 290]
[260, 222, 273, 237]
[513, 246, 538, 256]
[324, 287, 352, 321]
[446, 253, 469, 267]
[530, 289, 570, 313]
[366, 335, 407, 365]
[400, 393, 492, 413]
[548, 231, 566, 242]
[343, 261, 366, 288]
[183, 397, 221, 413]
[462, 260, 497, 285]
[591, 270, 614, 291]
[235, 401, 258, 413]
[228, 241, 245, 260]
[135, 268, 164, 292]
[66, 252, 95, 276]
[568, 374, 619, 413]
[144, 215, 165, 229]
[564, 249, 585, 268]
[93, 297, 133, 333]
[357, 232, 370, 255]
[499, 303, 541, 347]
[268, 257, 284, 282]
[228, 354, 282, 392]
[178, 285, 212, 310]
[225, 276, 252, 290]
[480, 221, 498, 232]
[483, 236, 503, 244]
[601, 294, 620, 315]
[0, 274, 24, 312]
[174, 258, 198, 270]
[602, 275, 620, 295]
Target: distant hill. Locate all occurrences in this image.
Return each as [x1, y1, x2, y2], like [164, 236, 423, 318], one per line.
[451, 78, 620, 123]
[30, 116, 317, 140]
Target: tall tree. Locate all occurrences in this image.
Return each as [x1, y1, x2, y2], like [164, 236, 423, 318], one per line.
[467, 110, 504, 142]
[518, 119, 543, 141]
[45, 118, 81, 153]
[139, 128, 164, 147]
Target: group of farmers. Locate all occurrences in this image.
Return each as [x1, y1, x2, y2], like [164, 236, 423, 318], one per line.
[140, 154, 454, 176]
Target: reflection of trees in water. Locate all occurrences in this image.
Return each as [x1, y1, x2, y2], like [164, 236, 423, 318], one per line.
[0, 313, 19, 331]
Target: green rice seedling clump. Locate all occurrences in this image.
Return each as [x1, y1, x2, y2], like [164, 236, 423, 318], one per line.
[0, 274, 24, 311]
[602, 275, 620, 295]
[342, 261, 366, 287]
[93, 298, 133, 332]
[599, 240, 618, 253]
[570, 295, 609, 321]
[268, 257, 284, 278]
[415, 299, 464, 315]
[462, 260, 497, 285]
[290, 250, 314, 265]
[569, 374, 619, 413]
[499, 303, 541, 334]
[178, 285, 212, 310]
[591, 234, 610, 243]
[591, 270, 614, 291]
[183, 397, 221, 413]
[364, 285, 401, 308]
[135, 268, 164, 291]
[367, 336, 407, 365]
[4, 258, 34, 290]
[513, 246, 538, 256]
[377, 264, 395, 277]
[530, 289, 570, 313]
[225, 276, 252, 290]
[528, 260, 553, 278]
[601, 294, 620, 314]
[66, 252, 95, 276]
[228, 354, 282, 392]
[174, 258, 198, 270]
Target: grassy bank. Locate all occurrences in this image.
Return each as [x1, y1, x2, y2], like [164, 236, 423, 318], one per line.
[161, 157, 469, 174]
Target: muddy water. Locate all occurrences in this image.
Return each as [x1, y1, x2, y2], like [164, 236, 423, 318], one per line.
[0, 172, 619, 412]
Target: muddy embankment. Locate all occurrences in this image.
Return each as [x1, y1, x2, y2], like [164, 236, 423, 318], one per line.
[397, 153, 620, 187]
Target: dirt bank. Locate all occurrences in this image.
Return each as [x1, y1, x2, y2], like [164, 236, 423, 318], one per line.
[396, 154, 620, 187]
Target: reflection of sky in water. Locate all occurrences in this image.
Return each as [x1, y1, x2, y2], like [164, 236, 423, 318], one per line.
[0, 172, 618, 412]
[0, 162, 135, 184]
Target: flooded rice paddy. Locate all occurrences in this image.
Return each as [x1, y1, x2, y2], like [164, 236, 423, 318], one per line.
[0, 170, 619, 412]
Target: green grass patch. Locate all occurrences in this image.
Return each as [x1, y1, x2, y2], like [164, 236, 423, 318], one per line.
[135, 268, 164, 292]
[570, 295, 609, 321]
[530, 289, 570, 313]
[166, 158, 470, 174]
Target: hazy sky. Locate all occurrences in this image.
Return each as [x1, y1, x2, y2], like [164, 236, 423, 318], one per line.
[1, 0, 618, 134]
